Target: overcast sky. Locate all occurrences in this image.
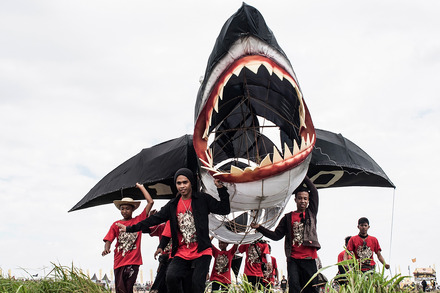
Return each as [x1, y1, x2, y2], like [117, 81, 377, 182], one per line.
[1, 0, 439, 282]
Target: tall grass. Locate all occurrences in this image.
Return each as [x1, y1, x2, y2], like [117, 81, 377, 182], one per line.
[310, 257, 411, 293]
[207, 275, 277, 293]
[207, 257, 413, 293]
[1, 260, 416, 293]
[0, 263, 110, 293]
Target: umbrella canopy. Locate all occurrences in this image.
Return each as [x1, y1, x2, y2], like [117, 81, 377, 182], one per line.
[69, 134, 197, 212]
[70, 129, 394, 212]
[307, 129, 395, 189]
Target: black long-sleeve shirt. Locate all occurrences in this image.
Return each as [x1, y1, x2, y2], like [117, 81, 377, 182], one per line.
[126, 187, 230, 257]
[256, 177, 320, 261]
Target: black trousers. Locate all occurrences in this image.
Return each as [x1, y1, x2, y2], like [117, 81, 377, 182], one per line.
[287, 258, 318, 293]
[114, 265, 139, 293]
[211, 281, 228, 292]
[246, 275, 263, 290]
[151, 254, 170, 293]
[166, 255, 212, 293]
[231, 256, 242, 279]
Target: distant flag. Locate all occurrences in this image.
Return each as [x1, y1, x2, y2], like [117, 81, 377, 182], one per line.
[411, 258, 416, 263]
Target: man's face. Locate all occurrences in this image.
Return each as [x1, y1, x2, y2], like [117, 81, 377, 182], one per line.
[357, 223, 370, 235]
[295, 191, 309, 212]
[219, 240, 228, 251]
[176, 175, 192, 197]
[120, 204, 134, 220]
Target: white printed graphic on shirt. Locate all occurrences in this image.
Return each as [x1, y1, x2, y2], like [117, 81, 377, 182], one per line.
[177, 210, 197, 247]
[117, 231, 138, 257]
[292, 221, 304, 246]
[357, 243, 373, 264]
[215, 254, 229, 274]
[248, 245, 262, 264]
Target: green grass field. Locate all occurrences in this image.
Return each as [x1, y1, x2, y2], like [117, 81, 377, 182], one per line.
[0, 259, 433, 293]
[0, 263, 110, 293]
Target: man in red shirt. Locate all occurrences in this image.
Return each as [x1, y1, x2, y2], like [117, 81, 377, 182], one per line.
[345, 217, 390, 272]
[252, 176, 320, 293]
[117, 168, 230, 293]
[337, 236, 351, 265]
[102, 183, 154, 293]
[149, 221, 172, 293]
[238, 240, 272, 290]
[335, 236, 351, 285]
[262, 245, 278, 289]
[209, 239, 238, 292]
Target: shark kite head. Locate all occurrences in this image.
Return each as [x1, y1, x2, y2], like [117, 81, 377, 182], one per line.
[194, 3, 315, 184]
[193, 4, 316, 243]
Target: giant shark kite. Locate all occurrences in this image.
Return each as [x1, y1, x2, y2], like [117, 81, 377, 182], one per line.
[70, 4, 394, 243]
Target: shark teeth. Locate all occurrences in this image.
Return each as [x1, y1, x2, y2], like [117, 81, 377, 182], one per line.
[273, 67, 284, 80]
[204, 60, 307, 142]
[272, 146, 283, 163]
[199, 57, 313, 176]
[293, 139, 300, 156]
[199, 132, 314, 176]
[230, 165, 244, 175]
[284, 142, 293, 159]
[245, 63, 260, 74]
[233, 65, 244, 76]
[260, 154, 272, 167]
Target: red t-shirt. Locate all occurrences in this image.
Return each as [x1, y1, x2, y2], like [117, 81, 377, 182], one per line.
[172, 198, 211, 260]
[150, 221, 172, 255]
[209, 244, 238, 284]
[338, 250, 345, 263]
[347, 235, 381, 270]
[263, 256, 278, 285]
[239, 243, 269, 277]
[149, 222, 165, 238]
[337, 250, 352, 263]
[104, 209, 147, 269]
[290, 212, 317, 259]
[162, 221, 171, 237]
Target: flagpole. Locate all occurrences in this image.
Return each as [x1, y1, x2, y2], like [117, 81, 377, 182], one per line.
[388, 188, 396, 266]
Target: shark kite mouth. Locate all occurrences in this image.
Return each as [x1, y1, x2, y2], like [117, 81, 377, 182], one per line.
[194, 36, 315, 183]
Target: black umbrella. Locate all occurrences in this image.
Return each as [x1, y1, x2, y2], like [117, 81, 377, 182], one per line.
[70, 130, 394, 212]
[308, 129, 395, 189]
[69, 134, 197, 212]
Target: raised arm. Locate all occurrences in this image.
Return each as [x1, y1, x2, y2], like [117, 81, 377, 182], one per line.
[136, 183, 154, 215]
[304, 176, 318, 214]
[117, 202, 171, 233]
[207, 179, 230, 215]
